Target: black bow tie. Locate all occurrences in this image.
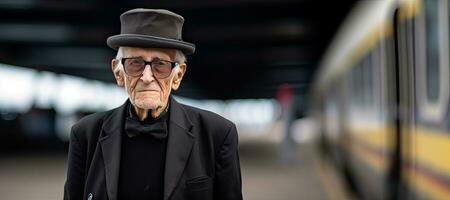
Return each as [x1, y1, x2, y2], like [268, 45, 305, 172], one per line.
[124, 117, 168, 139]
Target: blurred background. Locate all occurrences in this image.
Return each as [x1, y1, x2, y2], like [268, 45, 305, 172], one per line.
[1, 0, 450, 199]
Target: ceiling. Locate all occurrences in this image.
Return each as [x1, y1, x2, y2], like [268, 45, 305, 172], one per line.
[0, 0, 356, 99]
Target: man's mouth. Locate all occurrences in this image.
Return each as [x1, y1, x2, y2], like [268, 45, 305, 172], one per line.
[137, 89, 159, 92]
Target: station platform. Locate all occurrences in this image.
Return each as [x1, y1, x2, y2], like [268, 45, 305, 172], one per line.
[0, 137, 354, 200]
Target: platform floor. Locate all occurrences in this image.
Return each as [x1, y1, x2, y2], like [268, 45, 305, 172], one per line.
[0, 140, 352, 200]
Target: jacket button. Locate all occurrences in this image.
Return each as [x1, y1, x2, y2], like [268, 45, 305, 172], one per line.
[88, 193, 93, 200]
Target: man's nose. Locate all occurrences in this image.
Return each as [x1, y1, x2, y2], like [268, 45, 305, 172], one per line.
[140, 65, 155, 83]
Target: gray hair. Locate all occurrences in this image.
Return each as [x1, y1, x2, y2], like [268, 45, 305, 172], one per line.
[114, 47, 186, 73]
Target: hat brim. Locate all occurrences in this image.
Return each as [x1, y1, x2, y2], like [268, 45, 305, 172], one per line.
[107, 34, 195, 55]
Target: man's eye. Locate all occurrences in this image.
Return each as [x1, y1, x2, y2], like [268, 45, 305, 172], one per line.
[153, 60, 167, 66]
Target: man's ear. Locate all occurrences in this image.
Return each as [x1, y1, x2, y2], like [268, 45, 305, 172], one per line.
[112, 59, 125, 87]
[172, 63, 186, 90]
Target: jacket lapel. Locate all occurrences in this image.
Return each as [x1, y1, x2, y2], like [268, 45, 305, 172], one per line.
[99, 100, 128, 200]
[164, 97, 195, 200]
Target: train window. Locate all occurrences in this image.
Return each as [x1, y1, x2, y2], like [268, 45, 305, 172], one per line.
[365, 53, 374, 106]
[352, 63, 359, 107]
[362, 57, 368, 107]
[356, 61, 364, 108]
[415, 0, 450, 122]
[349, 69, 355, 107]
[346, 73, 354, 114]
[425, 0, 440, 101]
[348, 62, 363, 119]
[354, 63, 360, 107]
[349, 62, 359, 113]
[372, 45, 382, 117]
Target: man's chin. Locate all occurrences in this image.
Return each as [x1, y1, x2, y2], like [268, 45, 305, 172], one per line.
[133, 99, 160, 110]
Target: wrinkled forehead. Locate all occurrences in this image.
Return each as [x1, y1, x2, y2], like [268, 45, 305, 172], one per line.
[121, 46, 176, 60]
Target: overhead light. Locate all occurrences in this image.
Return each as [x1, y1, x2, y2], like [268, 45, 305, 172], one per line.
[0, 23, 74, 43]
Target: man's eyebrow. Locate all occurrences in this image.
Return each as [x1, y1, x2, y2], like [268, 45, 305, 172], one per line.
[149, 55, 173, 61]
[124, 55, 158, 60]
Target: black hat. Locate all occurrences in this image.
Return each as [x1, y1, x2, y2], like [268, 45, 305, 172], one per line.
[107, 8, 195, 55]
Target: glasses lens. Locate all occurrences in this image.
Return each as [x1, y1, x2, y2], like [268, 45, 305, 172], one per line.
[124, 58, 145, 76]
[152, 60, 172, 78]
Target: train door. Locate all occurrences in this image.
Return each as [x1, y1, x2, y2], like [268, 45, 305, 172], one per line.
[343, 33, 399, 200]
[397, 0, 450, 199]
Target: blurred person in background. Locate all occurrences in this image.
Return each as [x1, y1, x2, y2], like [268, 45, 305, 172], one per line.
[64, 8, 242, 200]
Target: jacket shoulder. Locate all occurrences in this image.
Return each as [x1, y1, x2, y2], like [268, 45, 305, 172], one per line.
[181, 103, 235, 128]
[179, 103, 237, 146]
[178, 103, 240, 159]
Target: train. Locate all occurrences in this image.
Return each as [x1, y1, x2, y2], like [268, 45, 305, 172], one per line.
[310, 0, 450, 199]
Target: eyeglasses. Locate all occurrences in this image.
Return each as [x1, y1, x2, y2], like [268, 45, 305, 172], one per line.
[121, 57, 178, 79]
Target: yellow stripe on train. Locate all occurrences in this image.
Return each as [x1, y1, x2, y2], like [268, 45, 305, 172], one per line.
[412, 128, 450, 175]
[347, 125, 450, 175]
[346, 124, 393, 171]
[345, 124, 450, 199]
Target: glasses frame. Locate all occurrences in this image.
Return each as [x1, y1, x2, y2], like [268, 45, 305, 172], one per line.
[120, 57, 179, 79]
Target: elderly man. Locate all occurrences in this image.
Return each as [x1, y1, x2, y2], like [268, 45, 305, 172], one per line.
[64, 8, 243, 200]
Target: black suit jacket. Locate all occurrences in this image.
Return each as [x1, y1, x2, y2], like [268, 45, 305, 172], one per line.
[64, 97, 243, 200]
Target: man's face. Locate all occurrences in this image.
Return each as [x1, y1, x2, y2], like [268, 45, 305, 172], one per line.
[111, 47, 186, 111]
